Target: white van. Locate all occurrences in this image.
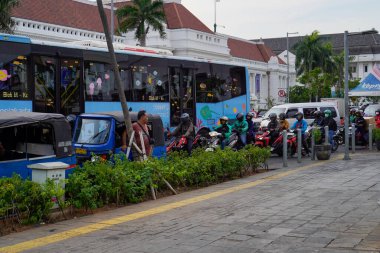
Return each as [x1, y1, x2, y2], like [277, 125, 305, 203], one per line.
[256, 102, 341, 128]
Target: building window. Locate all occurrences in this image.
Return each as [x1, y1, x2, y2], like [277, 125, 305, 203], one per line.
[364, 65, 368, 72]
[350, 66, 357, 73]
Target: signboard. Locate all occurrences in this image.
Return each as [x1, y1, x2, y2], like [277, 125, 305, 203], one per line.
[278, 89, 286, 97]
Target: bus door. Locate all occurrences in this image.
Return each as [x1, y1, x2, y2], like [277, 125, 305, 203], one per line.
[33, 56, 82, 115]
[59, 58, 81, 115]
[169, 67, 195, 127]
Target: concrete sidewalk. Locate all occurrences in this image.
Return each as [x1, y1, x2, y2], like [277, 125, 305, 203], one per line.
[1, 152, 380, 253]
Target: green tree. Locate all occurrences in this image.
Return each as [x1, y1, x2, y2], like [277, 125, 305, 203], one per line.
[0, 0, 19, 33]
[116, 0, 166, 47]
[293, 30, 332, 76]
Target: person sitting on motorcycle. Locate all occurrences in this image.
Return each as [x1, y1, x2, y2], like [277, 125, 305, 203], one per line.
[278, 113, 289, 131]
[214, 116, 232, 150]
[291, 112, 310, 155]
[267, 113, 280, 144]
[169, 113, 195, 155]
[375, 109, 380, 129]
[349, 109, 357, 124]
[354, 110, 368, 144]
[323, 109, 337, 151]
[232, 113, 248, 146]
[246, 112, 256, 144]
[311, 111, 325, 127]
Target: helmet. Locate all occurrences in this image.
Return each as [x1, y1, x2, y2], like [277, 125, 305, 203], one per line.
[279, 113, 286, 120]
[220, 116, 229, 124]
[236, 113, 244, 121]
[269, 113, 277, 121]
[350, 108, 356, 114]
[314, 111, 323, 118]
[246, 112, 254, 120]
[324, 109, 332, 117]
[180, 113, 190, 123]
[295, 112, 304, 120]
[375, 109, 380, 116]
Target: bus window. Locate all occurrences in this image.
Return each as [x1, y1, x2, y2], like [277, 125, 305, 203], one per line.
[130, 57, 169, 102]
[0, 54, 29, 100]
[34, 56, 57, 113]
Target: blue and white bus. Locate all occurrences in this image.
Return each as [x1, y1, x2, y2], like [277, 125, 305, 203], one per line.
[0, 34, 250, 130]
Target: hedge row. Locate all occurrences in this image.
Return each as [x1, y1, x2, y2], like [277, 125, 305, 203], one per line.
[0, 146, 270, 224]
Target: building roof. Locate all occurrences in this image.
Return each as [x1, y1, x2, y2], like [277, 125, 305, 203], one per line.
[11, 0, 114, 33]
[113, 1, 213, 34]
[253, 33, 380, 55]
[228, 38, 285, 64]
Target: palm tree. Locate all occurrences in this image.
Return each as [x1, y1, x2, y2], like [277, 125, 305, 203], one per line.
[0, 0, 19, 33]
[116, 0, 166, 47]
[293, 31, 332, 76]
[96, 0, 133, 144]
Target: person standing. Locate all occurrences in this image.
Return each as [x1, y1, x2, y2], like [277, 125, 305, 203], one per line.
[122, 110, 154, 160]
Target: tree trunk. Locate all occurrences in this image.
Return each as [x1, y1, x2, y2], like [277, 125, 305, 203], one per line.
[96, 0, 133, 138]
[140, 33, 146, 47]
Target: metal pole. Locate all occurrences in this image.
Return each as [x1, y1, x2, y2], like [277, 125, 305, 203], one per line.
[111, 0, 114, 42]
[297, 129, 302, 163]
[311, 127, 315, 160]
[214, 0, 217, 33]
[286, 33, 289, 103]
[369, 124, 373, 151]
[351, 124, 356, 154]
[283, 130, 288, 167]
[324, 126, 329, 145]
[344, 31, 350, 160]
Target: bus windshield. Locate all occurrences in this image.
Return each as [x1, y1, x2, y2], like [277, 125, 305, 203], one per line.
[74, 118, 111, 144]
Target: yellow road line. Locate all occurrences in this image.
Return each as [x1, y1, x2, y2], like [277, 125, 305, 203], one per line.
[0, 155, 344, 253]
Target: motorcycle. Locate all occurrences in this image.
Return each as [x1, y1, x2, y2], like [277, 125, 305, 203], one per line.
[270, 130, 298, 157]
[166, 127, 209, 153]
[205, 130, 240, 152]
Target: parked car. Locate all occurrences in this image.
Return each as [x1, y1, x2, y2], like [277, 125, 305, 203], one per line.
[72, 112, 165, 164]
[0, 112, 75, 179]
[363, 104, 380, 117]
[257, 102, 340, 128]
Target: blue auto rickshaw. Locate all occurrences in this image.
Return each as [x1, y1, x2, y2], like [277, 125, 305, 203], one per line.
[0, 112, 76, 179]
[72, 112, 165, 163]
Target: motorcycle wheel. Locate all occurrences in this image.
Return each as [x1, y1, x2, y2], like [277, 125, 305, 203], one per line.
[332, 140, 339, 152]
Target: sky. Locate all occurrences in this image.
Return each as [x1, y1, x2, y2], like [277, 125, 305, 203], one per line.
[181, 0, 380, 39]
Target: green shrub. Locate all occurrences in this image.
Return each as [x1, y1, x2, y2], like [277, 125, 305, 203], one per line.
[373, 128, 380, 141]
[1, 147, 271, 226]
[313, 128, 322, 143]
[0, 175, 54, 224]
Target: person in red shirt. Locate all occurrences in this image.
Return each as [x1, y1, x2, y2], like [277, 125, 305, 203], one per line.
[375, 109, 380, 128]
[122, 110, 153, 160]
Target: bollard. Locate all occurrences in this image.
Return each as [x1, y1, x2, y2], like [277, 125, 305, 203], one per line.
[351, 124, 356, 153]
[311, 127, 315, 160]
[369, 124, 373, 151]
[324, 126, 329, 145]
[297, 129, 302, 163]
[283, 130, 288, 167]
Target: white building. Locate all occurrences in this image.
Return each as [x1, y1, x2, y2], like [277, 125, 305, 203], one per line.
[11, 0, 297, 109]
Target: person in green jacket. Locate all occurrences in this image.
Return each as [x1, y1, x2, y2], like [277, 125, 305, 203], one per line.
[232, 113, 248, 146]
[214, 116, 232, 150]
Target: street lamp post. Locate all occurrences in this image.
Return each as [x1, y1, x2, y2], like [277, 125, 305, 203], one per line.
[343, 29, 378, 160]
[214, 0, 220, 33]
[286, 32, 298, 103]
[111, 0, 114, 42]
